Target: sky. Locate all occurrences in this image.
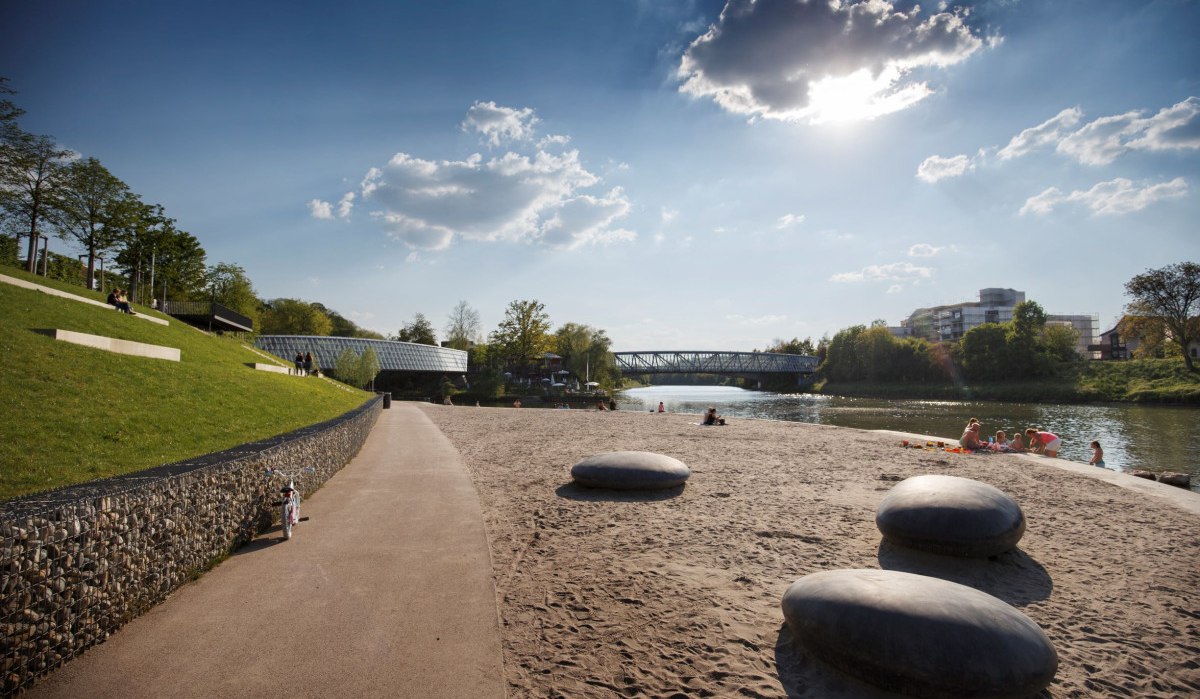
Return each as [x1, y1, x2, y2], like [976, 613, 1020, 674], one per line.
[3, 0, 1198, 350]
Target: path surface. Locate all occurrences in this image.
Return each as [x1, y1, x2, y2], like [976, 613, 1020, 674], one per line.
[25, 403, 506, 699]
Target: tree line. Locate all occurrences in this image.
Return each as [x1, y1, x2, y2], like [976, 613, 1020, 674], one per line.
[766, 261, 1199, 387]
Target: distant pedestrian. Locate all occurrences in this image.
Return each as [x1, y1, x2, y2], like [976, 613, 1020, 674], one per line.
[294, 352, 304, 374]
[303, 352, 314, 376]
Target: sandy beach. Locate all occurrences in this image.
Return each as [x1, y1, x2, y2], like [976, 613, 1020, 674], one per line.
[418, 403, 1200, 699]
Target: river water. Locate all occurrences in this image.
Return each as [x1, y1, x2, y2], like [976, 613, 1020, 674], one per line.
[617, 385, 1199, 490]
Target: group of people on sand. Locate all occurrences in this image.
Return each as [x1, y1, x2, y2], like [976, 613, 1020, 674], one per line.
[959, 418, 1063, 457]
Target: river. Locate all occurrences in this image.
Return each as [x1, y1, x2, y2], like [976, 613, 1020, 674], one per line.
[617, 385, 1199, 491]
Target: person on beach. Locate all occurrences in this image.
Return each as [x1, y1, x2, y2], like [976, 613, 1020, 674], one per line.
[1027, 428, 1061, 457]
[991, 430, 1010, 451]
[1008, 432, 1028, 452]
[960, 422, 987, 450]
[1089, 441, 1105, 467]
[657, 401, 665, 413]
[596, 401, 607, 411]
[702, 407, 726, 426]
[609, 399, 617, 411]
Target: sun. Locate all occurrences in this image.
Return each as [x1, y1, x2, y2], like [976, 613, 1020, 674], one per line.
[806, 67, 931, 124]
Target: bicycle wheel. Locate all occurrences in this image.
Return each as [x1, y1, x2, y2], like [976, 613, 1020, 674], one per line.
[282, 501, 293, 540]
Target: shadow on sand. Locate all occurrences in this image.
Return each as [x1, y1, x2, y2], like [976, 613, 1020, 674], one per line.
[876, 540, 1054, 606]
[553, 482, 686, 502]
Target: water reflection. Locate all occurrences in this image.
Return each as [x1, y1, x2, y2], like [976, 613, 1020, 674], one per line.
[618, 386, 1199, 490]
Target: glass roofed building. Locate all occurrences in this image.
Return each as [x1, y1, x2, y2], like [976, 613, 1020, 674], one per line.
[255, 335, 468, 375]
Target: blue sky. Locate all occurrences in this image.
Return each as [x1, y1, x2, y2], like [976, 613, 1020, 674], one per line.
[4, 0, 1198, 350]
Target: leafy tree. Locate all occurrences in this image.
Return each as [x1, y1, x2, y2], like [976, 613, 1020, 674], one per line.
[1041, 324, 1081, 363]
[767, 337, 817, 355]
[394, 312, 438, 345]
[444, 300, 481, 350]
[1125, 262, 1200, 372]
[554, 322, 618, 387]
[489, 299, 552, 372]
[155, 228, 207, 303]
[310, 302, 383, 339]
[1006, 300, 1049, 377]
[359, 347, 380, 388]
[335, 347, 361, 386]
[111, 200, 175, 304]
[960, 323, 1009, 381]
[0, 131, 71, 272]
[260, 298, 333, 336]
[820, 325, 866, 381]
[205, 262, 261, 326]
[52, 157, 131, 288]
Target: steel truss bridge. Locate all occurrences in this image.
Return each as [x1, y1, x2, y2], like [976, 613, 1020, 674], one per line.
[613, 351, 817, 384]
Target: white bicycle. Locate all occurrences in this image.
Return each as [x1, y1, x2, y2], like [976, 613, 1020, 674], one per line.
[268, 467, 315, 540]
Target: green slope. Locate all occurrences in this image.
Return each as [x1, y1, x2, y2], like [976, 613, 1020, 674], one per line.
[0, 269, 371, 500]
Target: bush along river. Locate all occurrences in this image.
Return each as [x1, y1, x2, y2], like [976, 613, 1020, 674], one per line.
[617, 386, 1199, 492]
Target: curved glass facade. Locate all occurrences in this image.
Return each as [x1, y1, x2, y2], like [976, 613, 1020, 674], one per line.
[256, 336, 468, 374]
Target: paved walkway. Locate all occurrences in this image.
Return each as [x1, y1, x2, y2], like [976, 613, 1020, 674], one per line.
[26, 404, 506, 698]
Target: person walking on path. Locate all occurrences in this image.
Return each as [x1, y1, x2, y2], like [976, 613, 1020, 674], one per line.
[303, 352, 314, 376]
[294, 352, 304, 374]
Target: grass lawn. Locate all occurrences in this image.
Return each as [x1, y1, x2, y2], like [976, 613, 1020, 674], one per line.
[0, 269, 372, 500]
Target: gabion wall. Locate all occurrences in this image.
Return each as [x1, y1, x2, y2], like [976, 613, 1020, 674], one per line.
[0, 397, 382, 695]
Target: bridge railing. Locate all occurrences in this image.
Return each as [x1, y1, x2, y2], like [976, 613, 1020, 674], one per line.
[613, 351, 818, 374]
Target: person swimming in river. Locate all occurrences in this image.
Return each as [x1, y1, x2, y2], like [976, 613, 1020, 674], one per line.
[1089, 440, 1105, 467]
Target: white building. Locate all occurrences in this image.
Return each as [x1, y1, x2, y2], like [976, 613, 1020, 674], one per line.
[892, 288, 1097, 356]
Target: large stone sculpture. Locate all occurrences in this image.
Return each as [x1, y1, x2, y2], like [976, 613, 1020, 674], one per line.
[876, 474, 1025, 558]
[782, 569, 1057, 698]
[570, 451, 690, 490]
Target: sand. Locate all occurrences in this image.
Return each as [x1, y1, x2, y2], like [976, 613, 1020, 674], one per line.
[417, 404, 1200, 699]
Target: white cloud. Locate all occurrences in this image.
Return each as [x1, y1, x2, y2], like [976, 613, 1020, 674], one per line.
[916, 154, 973, 182]
[1020, 177, 1188, 216]
[725, 313, 788, 326]
[997, 107, 1083, 160]
[678, 0, 985, 123]
[661, 206, 679, 224]
[356, 105, 635, 251]
[908, 243, 943, 257]
[308, 199, 333, 219]
[462, 101, 538, 147]
[775, 213, 805, 229]
[336, 192, 355, 219]
[830, 262, 934, 283]
[887, 284, 904, 294]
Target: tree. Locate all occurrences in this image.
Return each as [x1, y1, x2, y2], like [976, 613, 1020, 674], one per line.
[960, 323, 1009, 381]
[155, 228, 207, 302]
[52, 157, 132, 287]
[767, 337, 817, 355]
[260, 298, 333, 336]
[394, 312, 437, 345]
[489, 299, 551, 372]
[554, 322, 618, 387]
[0, 131, 71, 272]
[111, 200, 173, 304]
[444, 300, 481, 350]
[334, 346, 380, 389]
[1125, 262, 1200, 372]
[205, 263, 261, 326]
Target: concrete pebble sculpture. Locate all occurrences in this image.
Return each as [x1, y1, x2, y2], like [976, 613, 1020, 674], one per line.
[876, 474, 1026, 558]
[782, 569, 1058, 699]
[570, 451, 690, 490]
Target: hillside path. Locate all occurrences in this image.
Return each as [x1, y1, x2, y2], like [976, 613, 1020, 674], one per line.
[25, 403, 506, 699]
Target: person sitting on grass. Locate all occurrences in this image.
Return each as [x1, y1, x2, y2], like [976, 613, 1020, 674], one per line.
[106, 288, 136, 314]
